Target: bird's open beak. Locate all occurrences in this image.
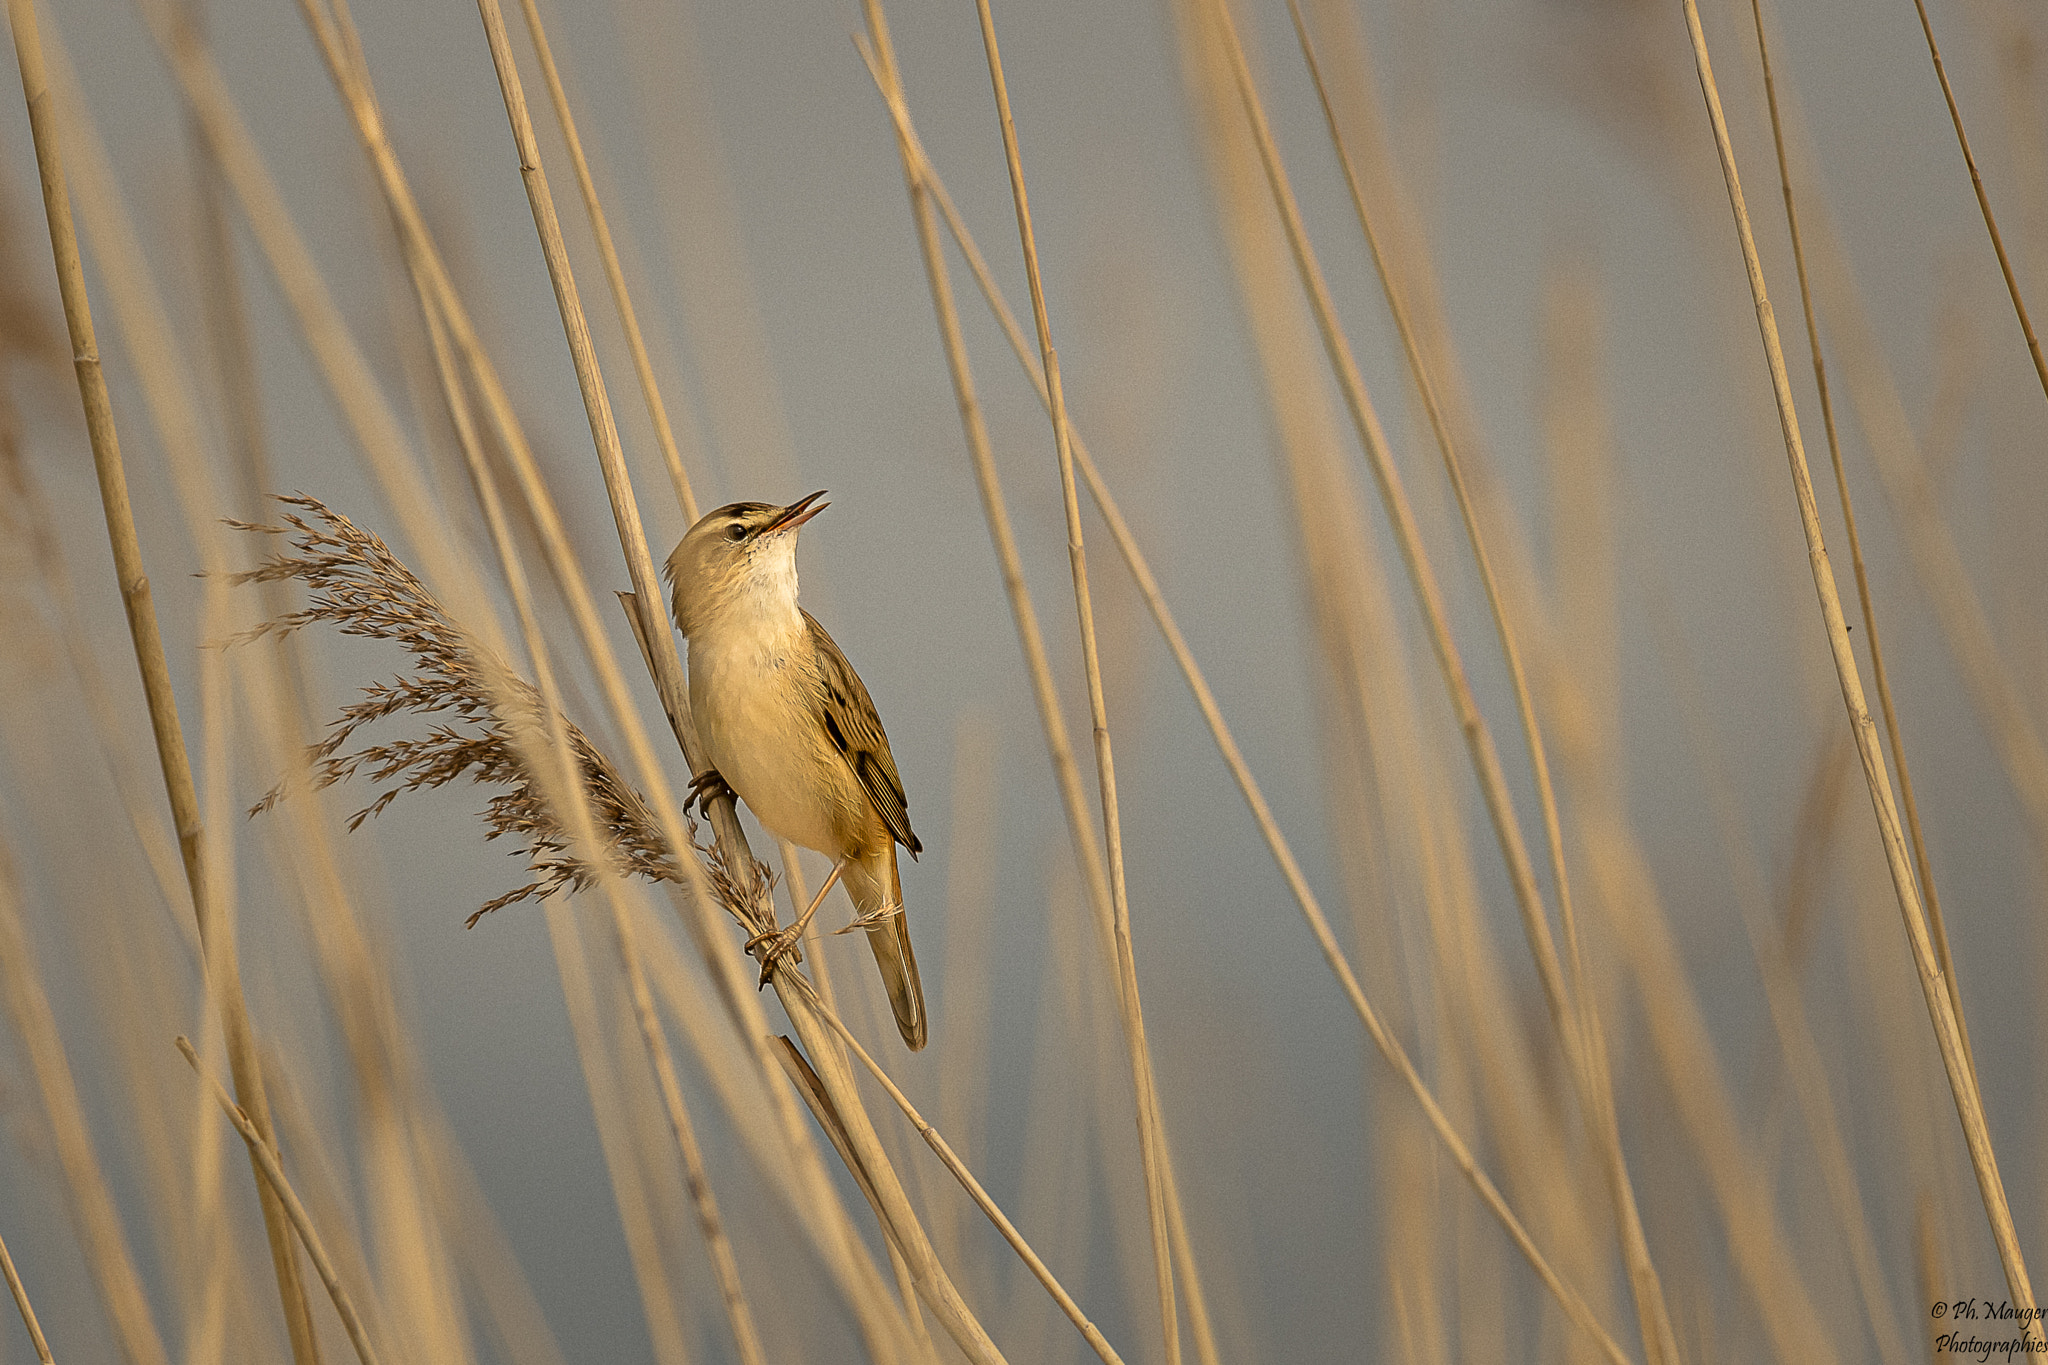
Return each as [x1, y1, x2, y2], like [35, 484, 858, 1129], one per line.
[766, 490, 829, 535]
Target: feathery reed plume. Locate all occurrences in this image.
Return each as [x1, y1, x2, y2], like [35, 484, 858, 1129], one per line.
[231, 494, 753, 926]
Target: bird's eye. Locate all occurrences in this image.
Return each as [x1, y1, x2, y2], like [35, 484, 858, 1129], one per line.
[726, 523, 747, 542]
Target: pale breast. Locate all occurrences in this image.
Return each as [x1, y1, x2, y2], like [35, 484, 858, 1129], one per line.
[688, 631, 874, 858]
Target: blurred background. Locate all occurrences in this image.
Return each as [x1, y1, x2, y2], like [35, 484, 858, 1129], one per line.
[0, 0, 2043, 1360]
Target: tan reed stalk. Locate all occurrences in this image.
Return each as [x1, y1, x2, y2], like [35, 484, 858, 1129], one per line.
[1775, 730, 1854, 975]
[1283, 12, 1676, 1359]
[927, 716, 1000, 1278]
[796, 974, 1131, 1365]
[415, 1113, 572, 1365]
[1576, 816, 1842, 1363]
[415, 272, 767, 1365]
[1679, 0, 2031, 1326]
[1916, 1198, 1946, 1360]
[1744, 0, 1969, 1077]
[178, 2, 323, 751]
[1184, 10, 1645, 1357]
[844, 21, 1116, 1006]
[0, 406, 191, 949]
[414, 295, 699, 1365]
[1904, 0, 2048, 410]
[463, 5, 998, 1357]
[855, 27, 1630, 1362]
[632, 903, 938, 1353]
[1800, 199, 2048, 852]
[1677, 0, 2037, 1325]
[3, 2, 320, 1355]
[1533, 274, 1668, 1361]
[768, 1042, 944, 1364]
[1654, 611, 1912, 1365]
[0, 839, 166, 1365]
[1000, 866, 1089, 1360]
[853, 7, 1219, 1354]
[923, 12, 1183, 1359]
[177, 1039, 383, 1365]
[161, 10, 907, 1347]
[1536, 369, 1877, 1356]
[1200, 11, 1680, 1358]
[1532, 314, 1933, 1358]
[1286, 0, 1584, 1009]
[36, 43, 286, 1361]
[541, 903, 695, 1365]
[1922, 291, 1979, 484]
[41, 41, 491, 1359]
[131, 0, 479, 606]
[0, 1225, 54, 1365]
[609, 0, 802, 498]
[508, 0, 698, 523]
[261, 1052, 398, 1361]
[1198, 0, 1595, 1117]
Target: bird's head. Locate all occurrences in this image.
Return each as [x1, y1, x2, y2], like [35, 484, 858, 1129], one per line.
[664, 491, 828, 639]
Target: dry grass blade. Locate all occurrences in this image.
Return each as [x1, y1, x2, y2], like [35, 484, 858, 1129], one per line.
[1904, 0, 2048, 410]
[508, 0, 697, 524]
[1652, 603, 1910, 1365]
[966, 8, 1182, 1362]
[1196, 10, 1677, 1358]
[1677, 0, 2039, 1332]
[0, 837, 167, 1365]
[538, 904, 694, 1365]
[1281, 10, 1676, 1359]
[193, 0, 917, 1315]
[463, 5, 998, 1357]
[3, 1, 319, 1353]
[795, 976, 1131, 1365]
[1744, 0, 1969, 1079]
[430, 269, 770, 1363]
[853, 24, 1627, 1365]
[1195, 0, 1591, 1117]
[0, 1225, 54, 1365]
[176, 1039, 384, 1365]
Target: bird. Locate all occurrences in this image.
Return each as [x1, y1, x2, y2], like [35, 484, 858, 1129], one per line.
[664, 491, 927, 1050]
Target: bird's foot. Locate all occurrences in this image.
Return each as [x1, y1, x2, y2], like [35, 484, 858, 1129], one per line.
[744, 923, 805, 987]
[686, 767, 737, 820]
[833, 900, 903, 935]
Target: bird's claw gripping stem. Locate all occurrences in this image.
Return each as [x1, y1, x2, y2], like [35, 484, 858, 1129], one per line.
[744, 925, 804, 987]
[687, 767, 737, 820]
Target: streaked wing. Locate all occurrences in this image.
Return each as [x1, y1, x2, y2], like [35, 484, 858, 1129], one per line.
[803, 610, 921, 856]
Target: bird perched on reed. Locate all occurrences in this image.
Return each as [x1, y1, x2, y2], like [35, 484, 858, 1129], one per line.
[665, 492, 926, 1049]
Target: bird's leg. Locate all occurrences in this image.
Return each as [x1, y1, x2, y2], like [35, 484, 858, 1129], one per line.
[746, 859, 844, 986]
[686, 766, 737, 820]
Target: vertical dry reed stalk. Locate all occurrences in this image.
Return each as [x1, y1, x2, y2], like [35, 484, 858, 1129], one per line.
[463, 3, 1001, 1357]
[3, 1, 321, 1356]
[965, 7, 1184, 1362]
[1677, 0, 2037, 1329]
[177, 1039, 383, 1365]
[1279, 12, 1677, 1360]
[1902, 0, 2048, 409]
[0, 1224, 54, 1365]
[0, 833, 170, 1365]
[1743, 0, 1968, 1076]
[508, 0, 697, 524]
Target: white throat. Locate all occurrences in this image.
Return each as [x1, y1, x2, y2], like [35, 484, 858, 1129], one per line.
[698, 537, 805, 650]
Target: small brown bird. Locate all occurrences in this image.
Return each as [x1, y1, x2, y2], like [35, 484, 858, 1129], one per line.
[665, 492, 927, 1049]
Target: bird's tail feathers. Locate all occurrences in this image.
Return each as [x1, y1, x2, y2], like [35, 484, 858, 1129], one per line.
[842, 849, 926, 1051]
